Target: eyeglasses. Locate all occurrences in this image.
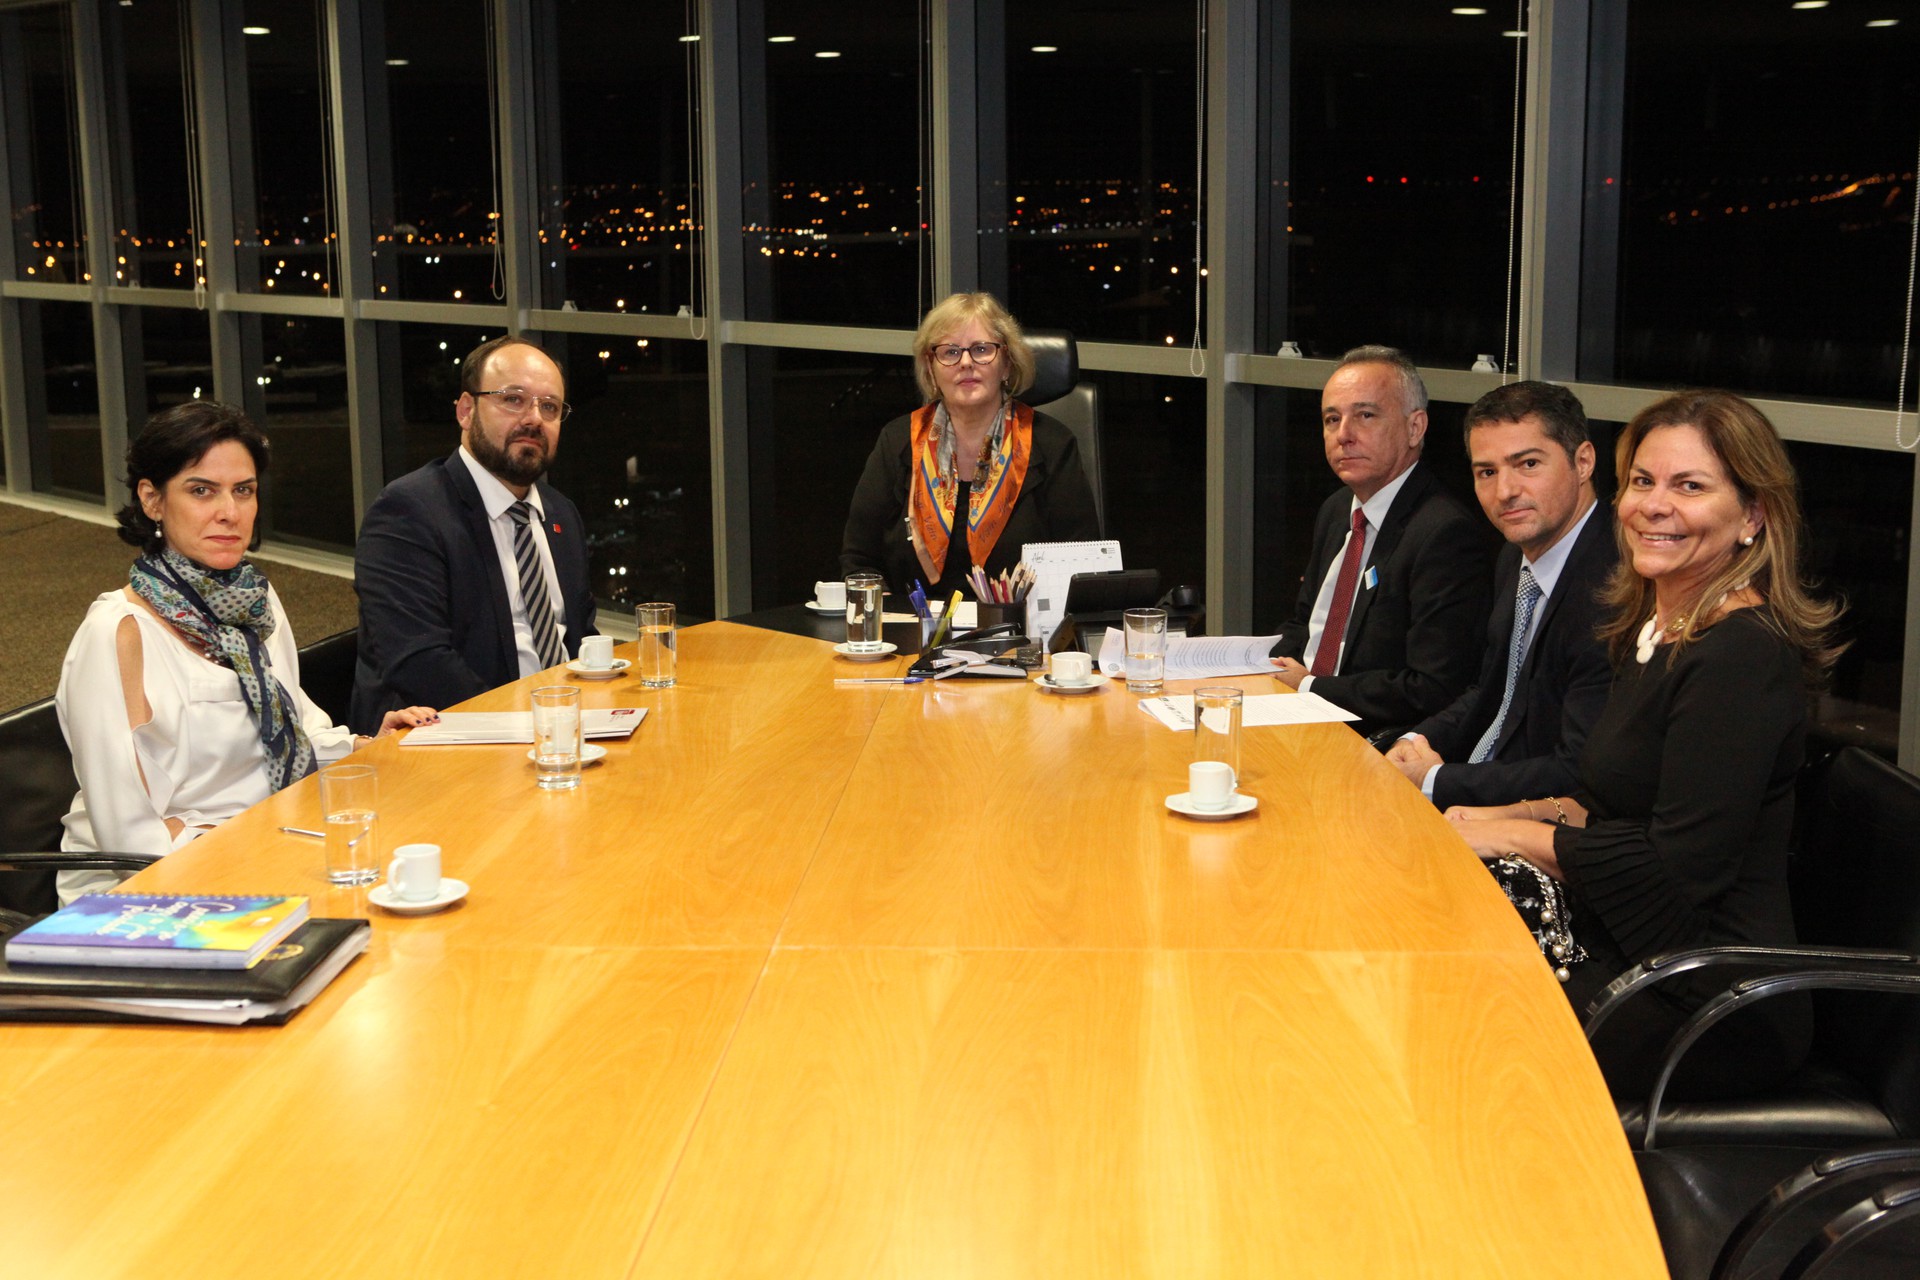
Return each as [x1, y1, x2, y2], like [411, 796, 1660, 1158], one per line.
[472, 389, 572, 423]
[931, 342, 1004, 366]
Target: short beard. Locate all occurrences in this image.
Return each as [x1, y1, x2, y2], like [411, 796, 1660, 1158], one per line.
[470, 425, 550, 487]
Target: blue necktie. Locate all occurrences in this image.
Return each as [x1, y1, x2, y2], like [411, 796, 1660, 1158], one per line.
[1470, 567, 1542, 764]
[509, 501, 568, 671]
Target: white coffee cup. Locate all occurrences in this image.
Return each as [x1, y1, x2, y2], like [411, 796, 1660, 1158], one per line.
[814, 580, 846, 610]
[578, 635, 615, 670]
[387, 842, 443, 903]
[1188, 761, 1236, 812]
[1051, 651, 1094, 686]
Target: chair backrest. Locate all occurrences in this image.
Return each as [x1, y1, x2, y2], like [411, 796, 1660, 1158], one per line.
[0, 697, 75, 915]
[1024, 329, 1106, 536]
[1792, 746, 1920, 1133]
[297, 629, 359, 729]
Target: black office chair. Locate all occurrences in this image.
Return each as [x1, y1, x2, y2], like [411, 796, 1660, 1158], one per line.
[297, 628, 359, 729]
[0, 697, 162, 924]
[1585, 747, 1920, 1278]
[1024, 329, 1106, 537]
[0, 697, 80, 916]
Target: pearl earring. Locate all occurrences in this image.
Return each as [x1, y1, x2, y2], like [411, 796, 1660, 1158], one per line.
[1741, 535, 1754, 546]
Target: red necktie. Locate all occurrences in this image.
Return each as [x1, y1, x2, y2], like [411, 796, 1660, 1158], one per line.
[1311, 506, 1367, 677]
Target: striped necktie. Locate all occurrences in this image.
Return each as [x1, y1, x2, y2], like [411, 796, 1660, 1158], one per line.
[1470, 566, 1543, 764]
[508, 500, 568, 671]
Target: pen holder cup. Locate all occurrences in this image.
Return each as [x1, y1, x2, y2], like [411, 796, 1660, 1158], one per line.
[976, 600, 1026, 631]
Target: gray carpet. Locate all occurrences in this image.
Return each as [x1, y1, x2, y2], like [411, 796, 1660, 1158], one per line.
[0, 501, 360, 712]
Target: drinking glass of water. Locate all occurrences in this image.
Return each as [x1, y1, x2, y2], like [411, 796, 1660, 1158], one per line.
[319, 763, 379, 885]
[845, 573, 885, 652]
[1124, 607, 1168, 694]
[531, 686, 583, 791]
[636, 601, 676, 688]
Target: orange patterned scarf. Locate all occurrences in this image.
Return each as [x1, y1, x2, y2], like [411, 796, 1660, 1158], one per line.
[907, 400, 1033, 584]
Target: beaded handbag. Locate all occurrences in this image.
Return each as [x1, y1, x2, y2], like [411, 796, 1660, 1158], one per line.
[1486, 856, 1588, 982]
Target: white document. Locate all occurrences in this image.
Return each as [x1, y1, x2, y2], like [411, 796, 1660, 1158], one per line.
[1022, 539, 1123, 647]
[1137, 692, 1360, 732]
[1096, 630, 1287, 681]
[400, 707, 648, 746]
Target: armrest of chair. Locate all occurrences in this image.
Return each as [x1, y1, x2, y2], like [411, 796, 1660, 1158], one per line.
[1709, 1142, 1920, 1280]
[0, 851, 160, 874]
[1585, 943, 1918, 1039]
[1783, 1169, 1920, 1280]
[1589, 946, 1920, 1149]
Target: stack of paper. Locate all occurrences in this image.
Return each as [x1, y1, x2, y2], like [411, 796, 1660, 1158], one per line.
[401, 708, 648, 746]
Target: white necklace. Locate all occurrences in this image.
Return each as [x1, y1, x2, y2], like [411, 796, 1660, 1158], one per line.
[1637, 587, 1742, 664]
[1634, 614, 1663, 664]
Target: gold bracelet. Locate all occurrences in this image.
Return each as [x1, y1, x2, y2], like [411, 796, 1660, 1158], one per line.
[1522, 799, 1540, 822]
[1547, 796, 1569, 825]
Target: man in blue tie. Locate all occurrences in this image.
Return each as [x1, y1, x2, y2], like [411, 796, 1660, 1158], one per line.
[350, 336, 599, 733]
[1386, 381, 1616, 809]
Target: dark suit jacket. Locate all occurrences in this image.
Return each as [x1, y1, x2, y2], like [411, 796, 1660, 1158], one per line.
[1274, 463, 1494, 739]
[1411, 504, 1618, 809]
[350, 450, 597, 733]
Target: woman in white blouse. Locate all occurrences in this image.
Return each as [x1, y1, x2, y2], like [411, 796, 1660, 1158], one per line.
[56, 402, 435, 900]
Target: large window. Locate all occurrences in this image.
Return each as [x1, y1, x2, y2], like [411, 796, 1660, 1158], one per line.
[536, 1, 697, 316]
[374, 0, 499, 303]
[257, 316, 353, 547]
[6, 4, 83, 286]
[1590, 2, 1920, 400]
[1279, 3, 1524, 366]
[748, 1, 924, 327]
[239, 0, 336, 297]
[542, 333, 715, 618]
[113, 0, 197, 290]
[1000, 2, 1201, 347]
[26, 301, 103, 498]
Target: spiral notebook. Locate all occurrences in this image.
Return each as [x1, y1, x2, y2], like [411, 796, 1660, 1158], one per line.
[1021, 538, 1123, 647]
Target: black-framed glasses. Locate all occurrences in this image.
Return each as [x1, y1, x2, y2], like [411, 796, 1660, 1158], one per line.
[931, 342, 1004, 366]
[473, 389, 572, 423]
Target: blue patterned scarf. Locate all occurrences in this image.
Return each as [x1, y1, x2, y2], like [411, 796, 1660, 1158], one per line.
[129, 548, 316, 792]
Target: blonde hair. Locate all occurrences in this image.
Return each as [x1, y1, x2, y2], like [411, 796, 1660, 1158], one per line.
[911, 292, 1035, 403]
[1599, 389, 1844, 677]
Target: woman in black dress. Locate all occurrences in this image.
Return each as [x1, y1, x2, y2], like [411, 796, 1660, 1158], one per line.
[1448, 390, 1843, 1097]
[840, 292, 1100, 598]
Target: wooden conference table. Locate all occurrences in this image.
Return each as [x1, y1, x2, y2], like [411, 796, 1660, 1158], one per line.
[0, 621, 1665, 1278]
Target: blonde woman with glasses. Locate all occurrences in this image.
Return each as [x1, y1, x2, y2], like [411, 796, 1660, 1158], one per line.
[840, 293, 1099, 597]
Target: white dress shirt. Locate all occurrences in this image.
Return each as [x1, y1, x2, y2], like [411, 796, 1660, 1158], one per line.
[456, 446, 570, 679]
[57, 586, 354, 900]
[1298, 462, 1420, 692]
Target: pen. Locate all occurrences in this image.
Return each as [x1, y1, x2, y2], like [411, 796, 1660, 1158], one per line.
[835, 677, 928, 685]
[925, 590, 964, 649]
[279, 826, 325, 839]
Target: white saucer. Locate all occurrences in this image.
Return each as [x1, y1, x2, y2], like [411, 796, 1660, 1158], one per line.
[370, 878, 469, 915]
[1165, 792, 1258, 820]
[833, 641, 898, 662]
[566, 658, 630, 679]
[1035, 673, 1109, 694]
[805, 601, 846, 614]
[525, 743, 610, 765]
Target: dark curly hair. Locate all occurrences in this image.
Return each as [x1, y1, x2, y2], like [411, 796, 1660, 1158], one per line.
[114, 401, 271, 554]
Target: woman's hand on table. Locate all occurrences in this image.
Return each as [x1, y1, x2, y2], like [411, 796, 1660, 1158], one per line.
[353, 706, 440, 749]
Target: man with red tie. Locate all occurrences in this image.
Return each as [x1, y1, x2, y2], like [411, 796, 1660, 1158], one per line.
[1270, 345, 1494, 740]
